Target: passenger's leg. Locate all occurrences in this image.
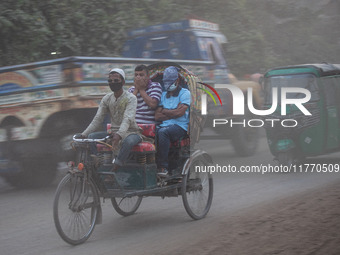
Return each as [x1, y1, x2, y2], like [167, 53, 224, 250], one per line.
[157, 127, 171, 169]
[115, 134, 142, 166]
[157, 125, 187, 169]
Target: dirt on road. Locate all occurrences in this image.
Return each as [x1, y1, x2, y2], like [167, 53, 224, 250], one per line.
[163, 180, 340, 255]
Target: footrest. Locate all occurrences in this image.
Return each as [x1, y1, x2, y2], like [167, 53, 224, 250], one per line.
[158, 173, 183, 182]
[98, 171, 116, 176]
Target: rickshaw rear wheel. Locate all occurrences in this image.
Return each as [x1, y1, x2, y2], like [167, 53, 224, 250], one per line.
[182, 156, 213, 220]
[111, 196, 143, 216]
[53, 173, 99, 245]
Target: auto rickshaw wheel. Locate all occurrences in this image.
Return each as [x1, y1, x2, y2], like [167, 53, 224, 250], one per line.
[277, 151, 295, 167]
[231, 122, 259, 157]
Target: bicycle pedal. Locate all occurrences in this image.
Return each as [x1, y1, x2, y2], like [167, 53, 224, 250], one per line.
[103, 175, 115, 182]
[157, 177, 167, 186]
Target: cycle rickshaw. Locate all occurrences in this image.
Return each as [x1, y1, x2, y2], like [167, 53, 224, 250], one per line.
[53, 62, 213, 245]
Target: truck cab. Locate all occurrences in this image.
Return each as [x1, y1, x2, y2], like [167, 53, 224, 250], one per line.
[122, 19, 229, 85]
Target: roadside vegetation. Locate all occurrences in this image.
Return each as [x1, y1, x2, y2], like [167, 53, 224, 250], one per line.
[0, 0, 339, 76]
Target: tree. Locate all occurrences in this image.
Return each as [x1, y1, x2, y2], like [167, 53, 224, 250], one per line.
[0, 0, 339, 76]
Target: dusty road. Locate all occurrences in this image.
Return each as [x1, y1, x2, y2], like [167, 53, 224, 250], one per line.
[1, 137, 340, 255]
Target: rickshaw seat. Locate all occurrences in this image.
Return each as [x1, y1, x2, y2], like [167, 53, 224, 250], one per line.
[96, 141, 156, 153]
[131, 142, 156, 152]
[106, 123, 156, 153]
[132, 124, 156, 152]
[137, 123, 156, 138]
[170, 135, 190, 147]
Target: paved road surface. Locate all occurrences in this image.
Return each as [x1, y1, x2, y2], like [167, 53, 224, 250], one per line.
[1, 137, 339, 255]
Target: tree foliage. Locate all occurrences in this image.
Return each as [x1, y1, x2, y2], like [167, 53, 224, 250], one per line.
[0, 0, 339, 76]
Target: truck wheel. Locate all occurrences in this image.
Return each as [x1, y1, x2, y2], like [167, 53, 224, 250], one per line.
[57, 132, 78, 162]
[52, 119, 79, 162]
[231, 124, 259, 157]
[3, 159, 57, 188]
[52, 116, 91, 162]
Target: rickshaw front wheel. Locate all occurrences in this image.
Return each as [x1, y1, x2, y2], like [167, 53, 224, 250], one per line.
[111, 196, 143, 216]
[53, 173, 99, 245]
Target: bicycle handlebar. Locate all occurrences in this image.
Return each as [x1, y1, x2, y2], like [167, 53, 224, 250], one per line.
[72, 135, 111, 143]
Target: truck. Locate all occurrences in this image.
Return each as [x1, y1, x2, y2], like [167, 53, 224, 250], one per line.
[0, 19, 262, 188]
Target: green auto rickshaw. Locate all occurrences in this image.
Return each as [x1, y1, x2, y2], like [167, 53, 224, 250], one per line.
[263, 63, 340, 165]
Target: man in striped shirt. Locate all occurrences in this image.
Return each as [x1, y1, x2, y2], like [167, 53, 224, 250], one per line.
[128, 65, 162, 124]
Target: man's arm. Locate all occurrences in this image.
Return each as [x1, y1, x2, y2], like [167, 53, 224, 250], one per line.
[128, 86, 139, 96]
[162, 104, 189, 118]
[155, 104, 188, 121]
[82, 96, 109, 137]
[161, 89, 190, 120]
[155, 106, 169, 121]
[139, 89, 159, 109]
[116, 96, 137, 139]
[135, 81, 161, 110]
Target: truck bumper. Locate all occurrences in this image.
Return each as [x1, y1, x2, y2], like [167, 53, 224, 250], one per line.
[0, 137, 60, 175]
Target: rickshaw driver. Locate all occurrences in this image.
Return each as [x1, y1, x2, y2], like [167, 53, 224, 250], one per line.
[77, 68, 142, 172]
[155, 66, 191, 177]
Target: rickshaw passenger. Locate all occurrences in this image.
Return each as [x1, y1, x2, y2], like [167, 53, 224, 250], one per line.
[128, 65, 162, 124]
[77, 68, 142, 172]
[155, 66, 191, 177]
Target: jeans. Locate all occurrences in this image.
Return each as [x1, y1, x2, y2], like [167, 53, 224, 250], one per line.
[88, 132, 141, 166]
[157, 124, 187, 169]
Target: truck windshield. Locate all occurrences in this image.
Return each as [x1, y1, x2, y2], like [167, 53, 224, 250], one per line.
[264, 73, 319, 104]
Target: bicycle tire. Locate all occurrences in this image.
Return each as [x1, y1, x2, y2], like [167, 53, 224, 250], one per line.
[182, 157, 213, 220]
[111, 196, 142, 216]
[53, 173, 99, 245]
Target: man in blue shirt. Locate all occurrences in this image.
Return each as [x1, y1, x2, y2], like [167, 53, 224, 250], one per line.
[155, 66, 191, 176]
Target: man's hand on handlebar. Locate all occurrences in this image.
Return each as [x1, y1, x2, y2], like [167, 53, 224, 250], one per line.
[111, 133, 122, 150]
[74, 133, 86, 139]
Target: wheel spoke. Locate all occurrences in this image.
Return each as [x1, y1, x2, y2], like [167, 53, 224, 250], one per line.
[182, 157, 213, 220]
[53, 174, 99, 245]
